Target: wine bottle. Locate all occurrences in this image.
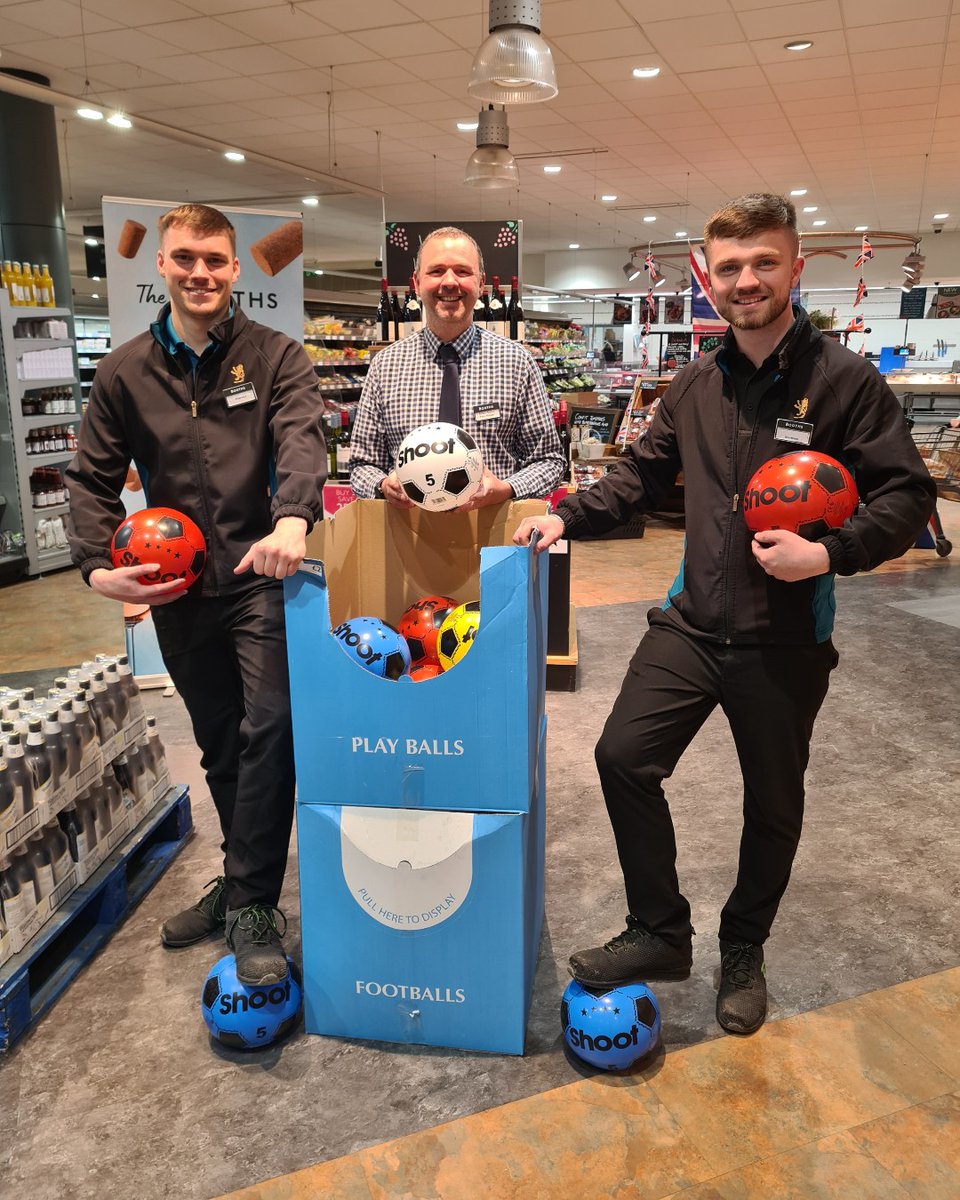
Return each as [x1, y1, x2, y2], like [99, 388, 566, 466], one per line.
[390, 290, 403, 341]
[507, 276, 525, 342]
[489, 275, 506, 337]
[402, 276, 421, 338]
[480, 288, 492, 331]
[376, 278, 393, 342]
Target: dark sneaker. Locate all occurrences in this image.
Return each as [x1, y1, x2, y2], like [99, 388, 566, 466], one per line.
[160, 876, 227, 948]
[225, 904, 289, 987]
[569, 915, 693, 987]
[717, 940, 767, 1035]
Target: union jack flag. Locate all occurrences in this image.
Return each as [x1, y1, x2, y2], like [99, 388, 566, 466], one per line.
[644, 253, 657, 275]
[845, 315, 864, 333]
[637, 340, 649, 369]
[854, 235, 874, 269]
[689, 246, 728, 335]
[855, 277, 868, 307]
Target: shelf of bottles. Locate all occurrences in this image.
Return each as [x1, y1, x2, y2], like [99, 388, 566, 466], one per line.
[75, 317, 111, 404]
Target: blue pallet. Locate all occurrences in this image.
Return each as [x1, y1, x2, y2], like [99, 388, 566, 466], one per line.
[0, 784, 193, 1053]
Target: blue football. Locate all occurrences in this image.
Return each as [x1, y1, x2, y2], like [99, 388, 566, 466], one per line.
[560, 978, 661, 1071]
[331, 616, 412, 680]
[201, 954, 302, 1051]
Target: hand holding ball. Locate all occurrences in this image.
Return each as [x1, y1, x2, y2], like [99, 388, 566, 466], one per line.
[743, 451, 858, 540]
[111, 506, 207, 588]
[395, 422, 484, 511]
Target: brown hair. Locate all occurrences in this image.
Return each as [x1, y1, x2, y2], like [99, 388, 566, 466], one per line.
[704, 193, 799, 258]
[415, 226, 485, 277]
[158, 204, 237, 254]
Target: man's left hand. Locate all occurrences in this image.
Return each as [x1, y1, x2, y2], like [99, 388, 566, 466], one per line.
[456, 468, 513, 512]
[751, 529, 830, 582]
[235, 516, 308, 579]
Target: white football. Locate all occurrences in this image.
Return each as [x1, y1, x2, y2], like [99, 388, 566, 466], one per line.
[395, 422, 484, 511]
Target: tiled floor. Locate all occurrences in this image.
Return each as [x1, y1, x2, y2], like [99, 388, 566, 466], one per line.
[217, 969, 960, 1200]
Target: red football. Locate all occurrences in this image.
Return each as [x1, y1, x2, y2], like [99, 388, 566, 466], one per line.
[111, 506, 207, 588]
[409, 661, 443, 682]
[397, 595, 457, 664]
[743, 452, 858, 540]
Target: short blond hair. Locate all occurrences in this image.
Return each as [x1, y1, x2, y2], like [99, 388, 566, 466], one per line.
[158, 204, 236, 254]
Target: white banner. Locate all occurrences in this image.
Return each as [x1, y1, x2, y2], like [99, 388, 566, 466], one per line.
[101, 197, 304, 347]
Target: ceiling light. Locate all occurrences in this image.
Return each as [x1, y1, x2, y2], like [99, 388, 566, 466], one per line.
[92, 293, 99, 299]
[543, 164, 561, 173]
[812, 219, 827, 226]
[790, 189, 807, 196]
[632, 66, 661, 79]
[313, 269, 324, 276]
[675, 230, 687, 238]
[84, 237, 99, 246]
[76, 106, 103, 121]
[643, 214, 656, 223]
[933, 212, 949, 220]
[623, 259, 641, 281]
[855, 225, 869, 231]
[107, 113, 132, 129]
[302, 196, 319, 206]
[802, 206, 818, 213]
[601, 194, 618, 202]
[224, 150, 245, 162]
[678, 273, 692, 294]
[468, 0, 558, 106]
[457, 120, 479, 131]
[92, 276, 100, 281]
[654, 276, 666, 287]
[568, 243, 580, 249]
[464, 106, 518, 189]
[784, 40, 813, 52]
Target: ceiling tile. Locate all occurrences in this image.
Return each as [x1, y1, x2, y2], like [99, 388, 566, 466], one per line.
[845, 16, 949, 53]
[659, 42, 757, 73]
[85, 27, 188, 61]
[84, 0, 197, 22]
[145, 54, 236, 83]
[224, 6, 335, 42]
[621, 0, 734, 16]
[299, 0, 420, 31]
[750, 30, 848, 64]
[760, 53, 851, 83]
[737, 0, 842, 39]
[679, 64, 768, 89]
[352, 20, 459, 56]
[2, 0, 118, 35]
[552, 27, 654, 62]
[273, 34, 379, 68]
[139, 18, 259, 53]
[841, 0, 950, 26]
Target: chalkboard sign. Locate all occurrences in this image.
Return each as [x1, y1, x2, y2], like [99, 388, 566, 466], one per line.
[663, 332, 692, 370]
[899, 287, 927, 320]
[569, 406, 622, 444]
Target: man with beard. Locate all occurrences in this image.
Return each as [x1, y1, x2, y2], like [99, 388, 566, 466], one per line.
[350, 226, 564, 508]
[513, 193, 935, 1035]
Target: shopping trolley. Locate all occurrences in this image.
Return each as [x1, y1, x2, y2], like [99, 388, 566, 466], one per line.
[910, 424, 957, 557]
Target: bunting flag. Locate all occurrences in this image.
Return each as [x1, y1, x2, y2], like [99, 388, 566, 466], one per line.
[644, 287, 655, 315]
[858, 340, 866, 357]
[855, 277, 868, 307]
[845, 315, 864, 333]
[642, 320, 651, 336]
[643, 252, 657, 275]
[689, 246, 729, 335]
[637, 340, 649, 369]
[854, 235, 874, 268]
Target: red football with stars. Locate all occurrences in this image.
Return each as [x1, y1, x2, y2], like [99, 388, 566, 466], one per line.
[397, 595, 457, 665]
[111, 506, 207, 588]
[743, 451, 858, 541]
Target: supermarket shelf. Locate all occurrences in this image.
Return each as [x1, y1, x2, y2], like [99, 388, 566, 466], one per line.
[32, 501, 70, 516]
[23, 450, 73, 467]
[36, 547, 72, 569]
[12, 338, 72, 353]
[23, 413, 81, 429]
[18, 377, 77, 390]
[304, 334, 376, 343]
[546, 604, 578, 692]
[0, 785, 193, 1053]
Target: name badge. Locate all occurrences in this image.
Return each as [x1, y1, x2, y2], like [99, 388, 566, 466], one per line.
[474, 402, 501, 422]
[775, 418, 813, 445]
[224, 382, 258, 408]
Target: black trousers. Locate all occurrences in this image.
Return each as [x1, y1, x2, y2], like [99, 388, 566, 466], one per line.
[595, 609, 838, 948]
[152, 581, 296, 910]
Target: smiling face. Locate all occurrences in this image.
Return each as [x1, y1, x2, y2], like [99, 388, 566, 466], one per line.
[705, 227, 804, 332]
[157, 225, 239, 328]
[414, 235, 483, 340]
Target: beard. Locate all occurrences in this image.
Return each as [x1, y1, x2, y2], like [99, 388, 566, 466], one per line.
[718, 289, 792, 330]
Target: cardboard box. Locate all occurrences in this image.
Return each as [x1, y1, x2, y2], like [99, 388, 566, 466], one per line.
[283, 500, 549, 815]
[298, 717, 546, 1054]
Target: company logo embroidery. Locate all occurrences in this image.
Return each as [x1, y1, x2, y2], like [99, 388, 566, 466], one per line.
[794, 397, 809, 419]
[230, 363, 245, 384]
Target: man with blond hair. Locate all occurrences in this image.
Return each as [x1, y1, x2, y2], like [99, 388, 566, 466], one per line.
[515, 193, 935, 1034]
[67, 203, 326, 988]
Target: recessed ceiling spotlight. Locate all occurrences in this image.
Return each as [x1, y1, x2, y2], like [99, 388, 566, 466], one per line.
[812, 219, 827, 226]
[790, 189, 807, 196]
[569, 242, 580, 249]
[543, 164, 562, 173]
[632, 66, 661, 79]
[76, 106, 103, 121]
[107, 113, 132, 128]
[802, 206, 818, 213]
[224, 150, 245, 162]
[784, 40, 813, 51]
[643, 214, 656, 223]
[855, 225, 869, 231]
[933, 212, 949, 220]
[675, 230, 687, 237]
[302, 196, 319, 206]
[600, 194, 618, 202]
[457, 120, 479, 131]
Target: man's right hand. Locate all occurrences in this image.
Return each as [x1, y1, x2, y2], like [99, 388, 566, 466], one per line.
[512, 514, 566, 554]
[89, 565, 187, 605]
[379, 471, 416, 508]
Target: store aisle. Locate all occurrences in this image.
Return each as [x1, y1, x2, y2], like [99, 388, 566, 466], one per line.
[2, 509, 958, 1200]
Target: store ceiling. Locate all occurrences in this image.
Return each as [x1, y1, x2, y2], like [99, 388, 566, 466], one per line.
[2, 0, 959, 279]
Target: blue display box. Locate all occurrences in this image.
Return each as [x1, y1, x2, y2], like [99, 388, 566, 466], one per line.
[283, 500, 549, 815]
[297, 717, 546, 1054]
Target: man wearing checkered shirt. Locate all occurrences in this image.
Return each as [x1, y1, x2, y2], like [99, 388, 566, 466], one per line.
[350, 226, 564, 509]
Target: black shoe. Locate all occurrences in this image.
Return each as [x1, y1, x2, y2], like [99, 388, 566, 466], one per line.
[225, 904, 289, 987]
[569, 915, 693, 987]
[160, 876, 227, 948]
[717, 940, 767, 1035]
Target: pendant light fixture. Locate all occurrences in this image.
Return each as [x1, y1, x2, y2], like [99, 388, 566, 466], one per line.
[468, 0, 558, 106]
[464, 106, 518, 188]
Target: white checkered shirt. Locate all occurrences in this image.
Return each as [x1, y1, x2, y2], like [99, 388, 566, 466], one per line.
[350, 325, 564, 499]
